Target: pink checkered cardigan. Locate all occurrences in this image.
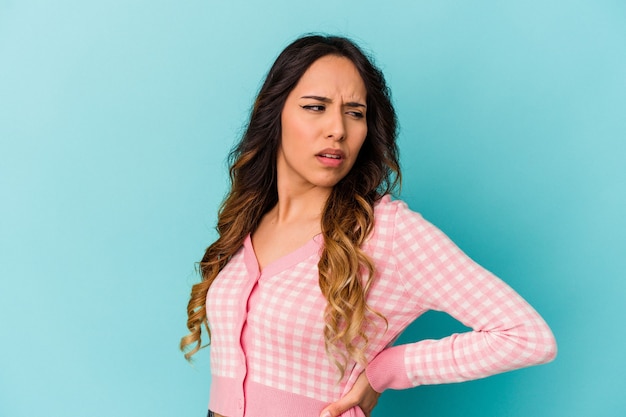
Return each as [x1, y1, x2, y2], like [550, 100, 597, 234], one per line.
[206, 196, 556, 417]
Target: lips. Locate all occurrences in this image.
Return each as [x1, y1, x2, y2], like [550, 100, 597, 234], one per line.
[316, 149, 345, 159]
[316, 148, 345, 167]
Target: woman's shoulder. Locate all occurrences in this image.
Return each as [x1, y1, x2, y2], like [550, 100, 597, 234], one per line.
[373, 194, 424, 222]
[370, 195, 428, 245]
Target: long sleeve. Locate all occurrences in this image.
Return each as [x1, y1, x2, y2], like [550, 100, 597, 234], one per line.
[365, 201, 557, 392]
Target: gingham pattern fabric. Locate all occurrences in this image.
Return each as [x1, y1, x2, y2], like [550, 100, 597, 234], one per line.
[206, 196, 556, 417]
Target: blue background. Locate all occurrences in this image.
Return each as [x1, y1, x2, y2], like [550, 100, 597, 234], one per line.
[1, 1, 624, 416]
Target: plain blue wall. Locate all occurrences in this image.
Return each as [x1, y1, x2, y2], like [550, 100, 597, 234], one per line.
[1, 1, 624, 416]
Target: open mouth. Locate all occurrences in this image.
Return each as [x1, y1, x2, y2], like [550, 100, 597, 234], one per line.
[318, 153, 341, 159]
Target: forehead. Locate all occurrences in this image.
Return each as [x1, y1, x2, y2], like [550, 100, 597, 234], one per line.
[291, 55, 366, 99]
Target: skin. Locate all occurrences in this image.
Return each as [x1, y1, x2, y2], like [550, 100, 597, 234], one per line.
[252, 55, 370, 270]
[216, 55, 380, 417]
[277, 54, 369, 195]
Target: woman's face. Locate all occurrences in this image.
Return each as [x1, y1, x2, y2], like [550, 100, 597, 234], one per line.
[277, 55, 368, 193]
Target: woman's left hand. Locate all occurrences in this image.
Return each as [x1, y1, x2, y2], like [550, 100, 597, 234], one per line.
[319, 371, 381, 417]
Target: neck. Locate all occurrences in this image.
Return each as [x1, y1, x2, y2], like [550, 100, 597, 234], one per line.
[272, 184, 330, 225]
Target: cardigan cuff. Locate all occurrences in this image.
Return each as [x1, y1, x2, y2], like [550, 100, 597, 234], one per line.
[365, 344, 413, 392]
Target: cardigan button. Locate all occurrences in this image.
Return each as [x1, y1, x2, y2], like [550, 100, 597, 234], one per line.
[238, 399, 243, 409]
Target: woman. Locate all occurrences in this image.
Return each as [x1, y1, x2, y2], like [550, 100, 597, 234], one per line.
[181, 35, 557, 417]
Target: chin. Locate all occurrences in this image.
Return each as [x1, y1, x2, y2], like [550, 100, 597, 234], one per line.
[313, 176, 345, 189]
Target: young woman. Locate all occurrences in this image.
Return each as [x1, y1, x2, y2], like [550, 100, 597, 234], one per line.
[181, 35, 557, 417]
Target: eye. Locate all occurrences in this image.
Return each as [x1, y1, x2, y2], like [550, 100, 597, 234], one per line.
[301, 104, 325, 112]
[347, 110, 365, 119]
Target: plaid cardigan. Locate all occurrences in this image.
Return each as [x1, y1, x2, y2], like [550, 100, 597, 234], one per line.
[206, 196, 556, 417]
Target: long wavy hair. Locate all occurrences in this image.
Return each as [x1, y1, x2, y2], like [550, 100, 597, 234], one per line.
[181, 34, 400, 378]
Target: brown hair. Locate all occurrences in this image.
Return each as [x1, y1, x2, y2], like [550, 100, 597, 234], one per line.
[181, 34, 400, 378]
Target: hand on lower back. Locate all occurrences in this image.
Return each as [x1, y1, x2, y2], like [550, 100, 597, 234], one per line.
[319, 371, 381, 417]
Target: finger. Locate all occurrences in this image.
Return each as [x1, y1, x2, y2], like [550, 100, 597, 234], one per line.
[319, 395, 357, 417]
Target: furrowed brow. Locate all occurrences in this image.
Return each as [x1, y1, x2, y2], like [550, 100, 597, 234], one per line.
[300, 95, 332, 103]
[301, 96, 366, 108]
[345, 101, 367, 109]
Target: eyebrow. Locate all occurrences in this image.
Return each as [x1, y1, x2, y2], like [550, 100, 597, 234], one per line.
[300, 95, 367, 108]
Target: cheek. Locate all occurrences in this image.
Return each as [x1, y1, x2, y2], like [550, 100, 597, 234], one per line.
[281, 111, 309, 147]
[281, 125, 303, 155]
[280, 113, 297, 153]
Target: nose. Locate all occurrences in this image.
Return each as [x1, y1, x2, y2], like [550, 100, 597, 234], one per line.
[325, 110, 346, 141]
